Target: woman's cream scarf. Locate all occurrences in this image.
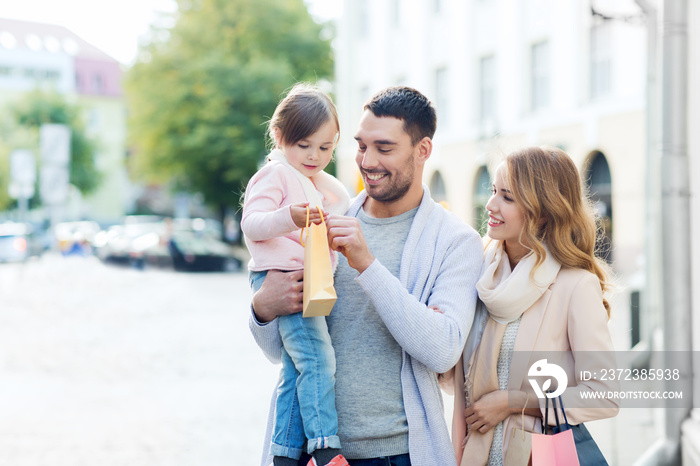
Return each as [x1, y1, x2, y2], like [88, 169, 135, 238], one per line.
[459, 240, 560, 466]
[477, 240, 561, 324]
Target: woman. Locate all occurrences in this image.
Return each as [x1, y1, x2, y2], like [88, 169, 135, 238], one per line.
[450, 146, 619, 465]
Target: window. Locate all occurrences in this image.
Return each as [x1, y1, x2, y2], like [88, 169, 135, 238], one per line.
[435, 66, 448, 126]
[590, 22, 612, 98]
[586, 150, 613, 263]
[0, 31, 17, 49]
[359, 85, 371, 103]
[93, 74, 104, 94]
[87, 108, 100, 132]
[479, 55, 496, 123]
[630, 290, 641, 348]
[473, 166, 491, 235]
[392, 0, 400, 26]
[430, 171, 447, 205]
[530, 41, 550, 111]
[358, 0, 369, 35]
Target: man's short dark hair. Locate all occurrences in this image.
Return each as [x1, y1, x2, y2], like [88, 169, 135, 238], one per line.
[364, 86, 437, 145]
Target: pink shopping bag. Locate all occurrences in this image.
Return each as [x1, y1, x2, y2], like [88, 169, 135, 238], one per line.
[531, 428, 580, 466]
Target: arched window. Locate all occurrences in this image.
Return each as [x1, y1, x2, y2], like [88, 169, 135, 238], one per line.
[473, 166, 491, 235]
[430, 171, 447, 207]
[585, 150, 613, 263]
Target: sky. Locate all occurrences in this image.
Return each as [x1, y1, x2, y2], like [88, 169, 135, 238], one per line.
[0, 0, 341, 65]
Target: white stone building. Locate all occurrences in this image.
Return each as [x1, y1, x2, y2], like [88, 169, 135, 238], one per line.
[682, 0, 700, 463]
[334, 0, 698, 464]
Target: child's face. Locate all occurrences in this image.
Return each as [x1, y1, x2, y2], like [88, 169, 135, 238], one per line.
[279, 120, 337, 177]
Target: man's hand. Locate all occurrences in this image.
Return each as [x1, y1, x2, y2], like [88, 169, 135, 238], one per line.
[326, 215, 375, 273]
[251, 270, 304, 323]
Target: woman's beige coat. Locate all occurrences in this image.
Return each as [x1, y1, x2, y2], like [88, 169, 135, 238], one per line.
[448, 267, 620, 464]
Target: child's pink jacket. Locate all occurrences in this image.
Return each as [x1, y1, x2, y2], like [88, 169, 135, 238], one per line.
[241, 149, 350, 272]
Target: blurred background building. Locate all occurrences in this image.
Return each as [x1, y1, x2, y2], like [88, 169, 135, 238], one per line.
[335, 0, 645, 338]
[335, 0, 645, 282]
[334, 0, 697, 464]
[0, 18, 129, 224]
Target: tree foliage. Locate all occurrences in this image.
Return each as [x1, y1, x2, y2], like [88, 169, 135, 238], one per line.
[11, 90, 101, 196]
[0, 138, 12, 211]
[124, 0, 334, 214]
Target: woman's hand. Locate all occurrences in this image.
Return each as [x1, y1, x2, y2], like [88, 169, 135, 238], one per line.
[464, 390, 512, 434]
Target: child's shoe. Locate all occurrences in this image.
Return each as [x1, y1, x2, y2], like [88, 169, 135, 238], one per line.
[306, 454, 349, 466]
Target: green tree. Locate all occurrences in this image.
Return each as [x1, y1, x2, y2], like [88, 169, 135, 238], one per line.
[0, 139, 12, 212]
[11, 90, 101, 196]
[124, 0, 334, 219]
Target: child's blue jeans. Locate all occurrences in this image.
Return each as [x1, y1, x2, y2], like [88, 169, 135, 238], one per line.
[250, 270, 340, 460]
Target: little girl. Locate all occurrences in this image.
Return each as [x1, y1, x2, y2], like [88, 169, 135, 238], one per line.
[242, 83, 350, 466]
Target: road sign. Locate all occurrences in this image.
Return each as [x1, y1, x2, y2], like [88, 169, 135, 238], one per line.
[9, 182, 35, 199]
[9, 150, 36, 199]
[40, 124, 71, 166]
[39, 124, 71, 206]
[10, 150, 36, 183]
[40, 166, 70, 205]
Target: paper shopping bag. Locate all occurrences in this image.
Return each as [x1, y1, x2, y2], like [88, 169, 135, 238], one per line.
[531, 394, 580, 466]
[531, 428, 579, 466]
[301, 209, 336, 317]
[505, 392, 533, 466]
[505, 428, 533, 466]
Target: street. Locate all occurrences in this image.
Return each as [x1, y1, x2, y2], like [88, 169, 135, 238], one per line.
[0, 253, 277, 466]
[0, 253, 657, 466]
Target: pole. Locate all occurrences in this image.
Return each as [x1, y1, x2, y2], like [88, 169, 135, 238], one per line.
[18, 196, 28, 225]
[633, 1, 692, 464]
[660, 0, 692, 463]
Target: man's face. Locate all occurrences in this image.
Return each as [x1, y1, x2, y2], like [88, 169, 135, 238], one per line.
[353, 111, 419, 203]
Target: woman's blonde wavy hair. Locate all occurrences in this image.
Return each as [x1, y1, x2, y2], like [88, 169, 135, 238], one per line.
[503, 146, 611, 316]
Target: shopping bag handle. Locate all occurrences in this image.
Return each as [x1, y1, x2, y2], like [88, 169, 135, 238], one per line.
[300, 205, 310, 247]
[299, 205, 327, 247]
[517, 393, 530, 441]
[557, 395, 570, 428]
[543, 391, 571, 434]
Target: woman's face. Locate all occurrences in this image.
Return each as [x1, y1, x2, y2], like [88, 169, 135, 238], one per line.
[485, 164, 528, 257]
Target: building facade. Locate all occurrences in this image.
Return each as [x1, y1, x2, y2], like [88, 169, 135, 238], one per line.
[683, 0, 700, 462]
[0, 18, 129, 224]
[335, 0, 646, 325]
[334, 0, 698, 464]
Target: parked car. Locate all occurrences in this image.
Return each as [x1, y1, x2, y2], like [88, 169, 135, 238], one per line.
[54, 221, 101, 256]
[0, 222, 45, 262]
[168, 230, 241, 272]
[94, 222, 168, 268]
[94, 218, 240, 272]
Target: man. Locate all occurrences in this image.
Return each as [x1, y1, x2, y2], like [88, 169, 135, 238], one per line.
[250, 86, 483, 466]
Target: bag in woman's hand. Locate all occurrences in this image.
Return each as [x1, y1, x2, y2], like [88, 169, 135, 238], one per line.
[531, 395, 608, 466]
